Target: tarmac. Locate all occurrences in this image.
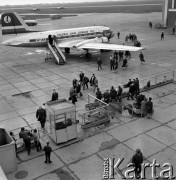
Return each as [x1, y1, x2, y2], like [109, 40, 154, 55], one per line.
[0, 12, 176, 180]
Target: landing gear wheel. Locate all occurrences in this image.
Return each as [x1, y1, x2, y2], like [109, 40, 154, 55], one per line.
[85, 53, 92, 59]
[65, 48, 70, 54]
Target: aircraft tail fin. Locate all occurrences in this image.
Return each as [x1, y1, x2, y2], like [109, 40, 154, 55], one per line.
[1, 12, 30, 35]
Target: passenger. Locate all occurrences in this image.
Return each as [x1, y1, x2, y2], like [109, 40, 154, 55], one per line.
[19, 127, 30, 141]
[122, 58, 128, 69]
[36, 106, 46, 129]
[141, 98, 147, 117]
[110, 55, 114, 70]
[161, 32, 164, 40]
[69, 87, 77, 105]
[103, 89, 110, 104]
[83, 76, 89, 90]
[32, 129, 42, 152]
[135, 78, 140, 95]
[51, 89, 58, 101]
[139, 52, 145, 63]
[117, 86, 123, 102]
[90, 74, 96, 86]
[146, 80, 150, 89]
[93, 77, 98, 92]
[72, 78, 78, 89]
[146, 97, 153, 119]
[149, 22, 152, 28]
[127, 84, 135, 100]
[125, 35, 129, 42]
[132, 148, 143, 178]
[114, 51, 118, 61]
[48, 35, 53, 45]
[110, 86, 117, 101]
[76, 82, 83, 97]
[114, 58, 118, 70]
[44, 142, 52, 163]
[79, 71, 84, 85]
[96, 88, 102, 100]
[117, 31, 120, 39]
[25, 132, 31, 155]
[119, 51, 123, 61]
[97, 57, 102, 71]
[127, 79, 133, 87]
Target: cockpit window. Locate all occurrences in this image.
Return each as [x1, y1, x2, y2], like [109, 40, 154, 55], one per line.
[103, 30, 111, 34]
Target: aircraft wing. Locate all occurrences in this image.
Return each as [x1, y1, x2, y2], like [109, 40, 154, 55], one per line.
[78, 43, 146, 52]
[58, 39, 88, 48]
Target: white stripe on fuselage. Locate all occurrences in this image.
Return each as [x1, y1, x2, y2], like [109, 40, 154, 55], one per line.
[5, 26, 110, 47]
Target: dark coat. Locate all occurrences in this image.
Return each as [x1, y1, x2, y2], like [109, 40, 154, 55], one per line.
[110, 89, 117, 99]
[79, 73, 84, 82]
[96, 90, 102, 100]
[146, 101, 153, 113]
[44, 145, 52, 154]
[52, 92, 58, 101]
[36, 108, 46, 122]
[132, 152, 143, 166]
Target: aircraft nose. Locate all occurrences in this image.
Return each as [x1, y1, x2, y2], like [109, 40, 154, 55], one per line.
[2, 39, 21, 46]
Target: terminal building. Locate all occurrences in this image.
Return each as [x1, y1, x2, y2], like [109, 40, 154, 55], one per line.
[162, 0, 176, 27]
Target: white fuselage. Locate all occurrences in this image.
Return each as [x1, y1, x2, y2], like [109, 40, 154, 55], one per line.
[2, 26, 114, 47]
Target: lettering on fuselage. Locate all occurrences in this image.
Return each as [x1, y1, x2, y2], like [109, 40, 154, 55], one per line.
[29, 29, 104, 43]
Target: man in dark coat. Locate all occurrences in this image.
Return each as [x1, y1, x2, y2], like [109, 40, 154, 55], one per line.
[96, 88, 102, 100]
[161, 32, 164, 40]
[117, 86, 123, 102]
[132, 148, 143, 178]
[36, 106, 46, 129]
[51, 89, 58, 101]
[127, 84, 135, 100]
[135, 78, 140, 95]
[103, 89, 110, 104]
[44, 142, 52, 163]
[146, 97, 153, 119]
[117, 31, 120, 39]
[110, 86, 117, 101]
[83, 76, 89, 90]
[72, 78, 78, 89]
[79, 71, 84, 84]
[139, 52, 145, 63]
[97, 57, 102, 71]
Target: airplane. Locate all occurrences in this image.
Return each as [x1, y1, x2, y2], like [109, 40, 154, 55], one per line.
[1, 12, 145, 59]
[25, 20, 38, 26]
[56, 6, 65, 10]
[32, 8, 40, 11]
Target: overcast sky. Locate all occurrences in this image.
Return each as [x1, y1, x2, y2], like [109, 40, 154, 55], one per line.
[0, 0, 130, 6]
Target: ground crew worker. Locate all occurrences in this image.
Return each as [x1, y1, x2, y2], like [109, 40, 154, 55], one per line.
[43, 142, 52, 163]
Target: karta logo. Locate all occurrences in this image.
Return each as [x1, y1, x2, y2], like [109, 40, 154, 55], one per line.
[4, 16, 11, 23]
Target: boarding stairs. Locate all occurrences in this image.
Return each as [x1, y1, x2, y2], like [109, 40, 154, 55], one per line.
[47, 40, 66, 65]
